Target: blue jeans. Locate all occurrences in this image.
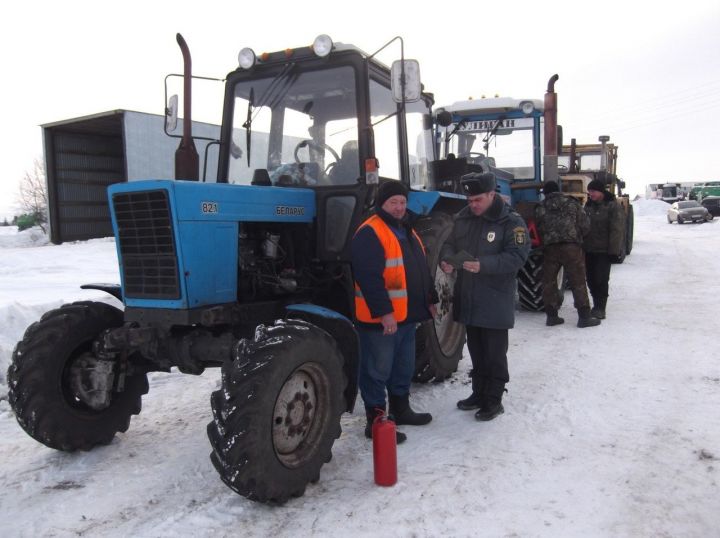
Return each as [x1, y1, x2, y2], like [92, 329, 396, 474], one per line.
[357, 323, 417, 410]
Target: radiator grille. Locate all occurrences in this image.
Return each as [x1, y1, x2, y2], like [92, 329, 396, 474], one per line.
[112, 190, 180, 299]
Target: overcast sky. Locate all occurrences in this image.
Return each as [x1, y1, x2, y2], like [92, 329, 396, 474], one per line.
[1, 0, 719, 219]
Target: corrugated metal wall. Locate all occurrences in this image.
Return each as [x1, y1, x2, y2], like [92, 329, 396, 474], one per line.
[44, 113, 126, 243]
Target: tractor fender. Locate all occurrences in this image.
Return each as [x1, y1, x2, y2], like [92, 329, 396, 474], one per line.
[285, 304, 359, 413]
[80, 283, 123, 302]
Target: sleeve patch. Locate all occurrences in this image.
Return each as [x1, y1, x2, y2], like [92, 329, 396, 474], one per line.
[513, 226, 526, 245]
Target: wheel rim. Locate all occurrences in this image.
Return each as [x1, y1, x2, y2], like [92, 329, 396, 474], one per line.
[272, 362, 329, 469]
[433, 267, 464, 356]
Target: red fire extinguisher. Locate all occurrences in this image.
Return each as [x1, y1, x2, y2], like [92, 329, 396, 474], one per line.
[372, 409, 397, 487]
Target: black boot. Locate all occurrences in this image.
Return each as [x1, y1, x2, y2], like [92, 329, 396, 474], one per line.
[577, 307, 601, 328]
[591, 297, 607, 319]
[388, 394, 432, 426]
[365, 407, 406, 444]
[545, 307, 565, 326]
[475, 388, 506, 421]
[457, 373, 486, 410]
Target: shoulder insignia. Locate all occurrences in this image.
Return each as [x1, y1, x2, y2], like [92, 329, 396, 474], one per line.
[513, 226, 526, 245]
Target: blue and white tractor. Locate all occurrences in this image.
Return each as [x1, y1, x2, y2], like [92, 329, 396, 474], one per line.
[7, 35, 469, 503]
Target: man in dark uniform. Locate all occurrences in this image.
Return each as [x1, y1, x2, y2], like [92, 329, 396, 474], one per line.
[584, 179, 626, 319]
[439, 172, 530, 421]
[535, 181, 600, 328]
[351, 181, 438, 443]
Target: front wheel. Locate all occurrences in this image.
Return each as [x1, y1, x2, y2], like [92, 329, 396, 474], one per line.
[7, 301, 148, 451]
[207, 319, 346, 504]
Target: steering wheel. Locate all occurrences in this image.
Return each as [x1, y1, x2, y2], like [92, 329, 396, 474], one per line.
[463, 152, 486, 159]
[294, 140, 340, 164]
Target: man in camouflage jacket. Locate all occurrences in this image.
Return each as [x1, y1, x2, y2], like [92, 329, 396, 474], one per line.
[535, 181, 600, 328]
[583, 179, 626, 319]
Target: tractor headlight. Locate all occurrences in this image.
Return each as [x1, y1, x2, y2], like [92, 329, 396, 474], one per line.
[521, 101, 535, 115]
[312, 34, 333, 57]
[238, 48, 257, 69]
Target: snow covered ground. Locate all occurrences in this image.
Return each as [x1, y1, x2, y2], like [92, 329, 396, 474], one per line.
[1, 202, 719, 537]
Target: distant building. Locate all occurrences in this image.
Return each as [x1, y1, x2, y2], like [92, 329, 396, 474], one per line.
[43, 110, 220, 244]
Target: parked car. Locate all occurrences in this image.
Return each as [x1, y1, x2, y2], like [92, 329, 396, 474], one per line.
[667, 200, 712, 224]
[688, 184, 705, 201]
[700, 196, 720, 217]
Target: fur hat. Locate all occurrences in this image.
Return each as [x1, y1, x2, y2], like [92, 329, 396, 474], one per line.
[461, 172, 496, 196]
[377, 181, 409, 207]
[542, 181, 560, 195]
[587, 179, 606, 192]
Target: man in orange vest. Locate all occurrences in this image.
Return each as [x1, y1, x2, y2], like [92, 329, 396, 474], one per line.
[351, 181, 438, 443]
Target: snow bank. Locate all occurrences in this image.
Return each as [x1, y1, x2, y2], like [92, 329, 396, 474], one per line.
[632, 197, 669, 216]
[0, 226, 50, 248]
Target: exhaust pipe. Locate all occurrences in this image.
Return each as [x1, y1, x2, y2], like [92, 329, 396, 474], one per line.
[175, 33, 199, 181]
[543, 74, 559, 184]
[599, 135, 610, 172]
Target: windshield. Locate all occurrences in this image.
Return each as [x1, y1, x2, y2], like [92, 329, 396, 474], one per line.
[678, 201, 699, 209]
[227, 65, 359, 186]
[443, 117, 536, 180]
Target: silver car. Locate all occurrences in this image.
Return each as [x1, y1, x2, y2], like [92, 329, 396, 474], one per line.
[667, 200, 712, 224]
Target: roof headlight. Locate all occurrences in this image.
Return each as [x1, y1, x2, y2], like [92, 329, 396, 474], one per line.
[238, 48, 256, 69]
[312, 34, 333, 57]
[521, 101, 535, 115]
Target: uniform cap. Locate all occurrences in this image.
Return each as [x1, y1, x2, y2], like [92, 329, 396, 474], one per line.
[461, 172, 496, 196]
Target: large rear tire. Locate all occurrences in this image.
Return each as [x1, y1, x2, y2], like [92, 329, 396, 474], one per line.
[625, 204, 635, 255]
[413, 212, 466, 382]
[207, 319, 345, 504]
[517, 251, 565, 312]
[7, 301, 149, 451]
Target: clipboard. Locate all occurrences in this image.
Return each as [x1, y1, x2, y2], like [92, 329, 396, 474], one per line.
[444, 250, 476, 269]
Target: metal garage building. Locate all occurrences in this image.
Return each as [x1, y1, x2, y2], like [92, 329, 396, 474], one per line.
[42, 110, 219, 244]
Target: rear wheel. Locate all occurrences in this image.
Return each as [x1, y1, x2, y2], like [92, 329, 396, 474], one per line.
[208, 319, 345, 504]
[413, 212, 466, 382]
[7, 301, 148, 451]
[625, 205, 635, 254]
[517, 251, 565, 312]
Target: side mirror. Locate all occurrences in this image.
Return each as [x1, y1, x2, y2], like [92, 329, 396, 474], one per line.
[391, 60, 421, 103]
[166, 94, 178, 132]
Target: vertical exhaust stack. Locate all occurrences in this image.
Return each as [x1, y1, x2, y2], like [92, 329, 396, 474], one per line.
[175, 33, 199, 181]
[543, 74, 559, 184]
[599, 135, 610, 172]
[569, 138, 578, 173]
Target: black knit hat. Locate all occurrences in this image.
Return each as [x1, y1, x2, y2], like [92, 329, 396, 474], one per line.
[542, 181, 559, 195]
[461, 172, 496, 196]
[587, 179, 606, 192]
[377, 181, 409, 207]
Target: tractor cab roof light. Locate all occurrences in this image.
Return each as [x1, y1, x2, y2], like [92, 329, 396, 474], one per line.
[238, 48, 256, 69]
[312, 34, 333, 57]
[521, 101, 535, 115]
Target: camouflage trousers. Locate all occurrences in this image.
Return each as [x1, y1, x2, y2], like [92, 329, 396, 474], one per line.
[542, 243, 591, 312]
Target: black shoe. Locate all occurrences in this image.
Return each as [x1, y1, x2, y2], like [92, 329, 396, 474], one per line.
[389, 394, 432, 426]
[546, 314, 565, 326]
[475, 402, 504, 421]
[577, 316, 601, 328]
[590, 308, 606, 319]
[457, 393, 484, 410]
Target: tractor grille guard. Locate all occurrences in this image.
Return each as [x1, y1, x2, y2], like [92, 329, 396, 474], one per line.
[112, 190, 181, 299]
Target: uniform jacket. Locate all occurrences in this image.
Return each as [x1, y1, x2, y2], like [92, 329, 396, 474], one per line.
[535, 192, 590, 245]
[583, 191, 625, 256]
[440, 196, 531, 329]
[351, 208, 438, 329]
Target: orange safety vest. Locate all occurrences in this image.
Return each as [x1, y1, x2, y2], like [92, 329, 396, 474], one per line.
[353, 214, 426, 324]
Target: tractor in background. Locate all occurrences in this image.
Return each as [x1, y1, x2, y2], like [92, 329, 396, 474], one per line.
[7, 34, 469, 504]
[560, 136, 634, 262]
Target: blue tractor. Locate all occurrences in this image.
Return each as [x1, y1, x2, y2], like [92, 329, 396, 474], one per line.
[7, 35, 468, 503]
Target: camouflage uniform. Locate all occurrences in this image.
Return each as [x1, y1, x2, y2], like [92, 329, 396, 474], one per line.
[535, 192, 591, 312]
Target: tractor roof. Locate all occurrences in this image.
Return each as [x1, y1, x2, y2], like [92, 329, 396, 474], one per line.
[439, 97, 544, 116]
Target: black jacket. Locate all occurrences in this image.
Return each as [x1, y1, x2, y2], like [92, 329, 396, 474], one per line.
[440, 196, 530, 329]
[583, 191, 625, 256]
[351, 209, 438, 329]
